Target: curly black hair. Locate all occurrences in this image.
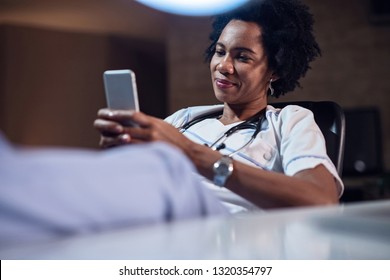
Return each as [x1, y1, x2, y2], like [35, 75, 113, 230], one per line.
[205, 0, 321, 98]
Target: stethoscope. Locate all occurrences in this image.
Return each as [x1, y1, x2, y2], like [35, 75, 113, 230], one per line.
[180, 108, 266, 156]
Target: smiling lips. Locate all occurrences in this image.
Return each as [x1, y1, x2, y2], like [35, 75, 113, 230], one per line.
[215, 78, 238, 89]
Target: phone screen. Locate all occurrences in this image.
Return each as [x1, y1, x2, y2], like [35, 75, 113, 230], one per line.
[103, 69, 140, 111]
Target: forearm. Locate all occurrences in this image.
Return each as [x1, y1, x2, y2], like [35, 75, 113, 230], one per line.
[181, 139, 222, 178]
[225, 161, 339, 208]
[183, 142, 338, 209]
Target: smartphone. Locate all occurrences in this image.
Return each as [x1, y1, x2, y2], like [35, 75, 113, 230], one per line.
[103, 69, 140, 111]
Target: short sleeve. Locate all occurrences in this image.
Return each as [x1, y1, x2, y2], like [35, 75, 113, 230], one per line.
[164, 108, 191, 128]
[278, 105, 344, 196]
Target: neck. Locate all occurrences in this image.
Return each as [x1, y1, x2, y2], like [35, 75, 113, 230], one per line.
[219, 104, 267, 125]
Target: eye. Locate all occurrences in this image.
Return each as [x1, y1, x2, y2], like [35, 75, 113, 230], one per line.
[214, 49, 225, 57]
[237, 54, 250, 62]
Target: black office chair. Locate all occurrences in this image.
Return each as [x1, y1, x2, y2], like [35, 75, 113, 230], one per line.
[342, 107, 383, 176]
[271, 101, 345, 175]
[340, 107, 386, 202]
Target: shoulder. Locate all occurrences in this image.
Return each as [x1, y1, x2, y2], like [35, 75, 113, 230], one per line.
[266, 104, 316, 133]
[267, 104, 314, 119]
[165, 104, 224, 128]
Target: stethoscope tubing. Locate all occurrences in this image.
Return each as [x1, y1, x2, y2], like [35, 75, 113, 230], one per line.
[180, 108, 266, 155]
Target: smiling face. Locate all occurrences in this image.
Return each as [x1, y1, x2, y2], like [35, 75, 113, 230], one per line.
[210, 20, 273, 109]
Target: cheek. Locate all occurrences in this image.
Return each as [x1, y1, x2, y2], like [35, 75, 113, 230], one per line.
[246, 68, 269, 85]
[210, 55, 219, 71]
[239, 70, 269, 93]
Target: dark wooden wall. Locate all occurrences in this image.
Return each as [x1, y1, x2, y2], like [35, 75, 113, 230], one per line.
[0, 24, 167, 148]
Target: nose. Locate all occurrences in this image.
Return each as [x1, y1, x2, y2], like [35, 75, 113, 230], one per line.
[217, 56, 234, 75]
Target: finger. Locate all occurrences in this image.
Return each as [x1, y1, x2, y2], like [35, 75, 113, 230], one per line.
[99, 134, 131, 148]
[93, 119, 124, 134]
[98, 108, 137, 120]
[101, 110, 155, 129]
[97, 108, 110, 117]
[97, 109, 143, 128]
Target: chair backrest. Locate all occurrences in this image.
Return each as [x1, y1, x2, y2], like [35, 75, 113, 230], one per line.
[342, 107, 383, 176]
[271, 101, 345, 175]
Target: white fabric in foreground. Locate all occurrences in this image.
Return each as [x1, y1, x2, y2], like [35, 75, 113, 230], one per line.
[0, 135, 226, 247]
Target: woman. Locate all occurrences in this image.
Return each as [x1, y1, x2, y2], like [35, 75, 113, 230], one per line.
[94, 0, 343, 213]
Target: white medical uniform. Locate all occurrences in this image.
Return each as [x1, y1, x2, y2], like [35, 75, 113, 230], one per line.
[166, 104, 344, 213]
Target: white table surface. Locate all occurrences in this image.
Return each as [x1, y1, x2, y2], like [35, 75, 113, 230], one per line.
[1, 200, 389, 259]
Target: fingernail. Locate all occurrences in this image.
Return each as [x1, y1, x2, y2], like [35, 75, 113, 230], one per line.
[114, 125, 123, 133]
[120, 134, 130, 142]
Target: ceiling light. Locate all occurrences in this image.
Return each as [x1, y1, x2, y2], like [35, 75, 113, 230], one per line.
[136, 0, 250, 16]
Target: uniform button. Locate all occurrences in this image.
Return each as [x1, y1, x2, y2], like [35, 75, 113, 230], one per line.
[263, 152, 272, 161]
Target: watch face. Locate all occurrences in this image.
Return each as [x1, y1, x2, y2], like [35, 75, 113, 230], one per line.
[214, 156, 233, 175]
[213, 156, 233, 187]
[216, 163, 230, 174]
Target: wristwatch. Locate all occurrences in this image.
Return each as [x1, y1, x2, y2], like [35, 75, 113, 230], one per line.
[213, 155, 233, 187]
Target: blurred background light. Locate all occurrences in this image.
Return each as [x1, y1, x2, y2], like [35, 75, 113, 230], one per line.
[135, 0, 250, 16]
